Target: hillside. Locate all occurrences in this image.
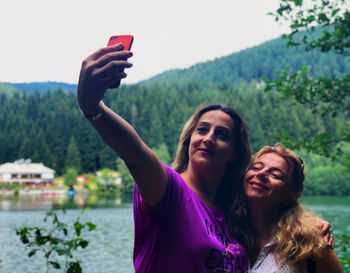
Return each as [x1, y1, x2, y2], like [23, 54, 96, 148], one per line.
[143, 29, 350, 87]
[3, 81, 77, 94]
[0, 83, 21, 97]
[1, 82, 349, 196]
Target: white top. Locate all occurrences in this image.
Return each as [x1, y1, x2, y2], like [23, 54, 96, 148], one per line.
[249, 242, 306, 273]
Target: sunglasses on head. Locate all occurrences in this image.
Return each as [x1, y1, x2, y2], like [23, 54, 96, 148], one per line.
[295, 153, 305, 171]
[271, 145, 305, 171]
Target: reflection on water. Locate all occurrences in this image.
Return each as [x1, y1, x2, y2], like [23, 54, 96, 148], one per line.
[0, 192, 134, 211]
[0, 196, 348, 273]
[0, 207, 135, 273]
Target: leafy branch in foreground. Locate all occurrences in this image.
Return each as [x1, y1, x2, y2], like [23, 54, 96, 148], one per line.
[271, 0, 350, 55]
[262, 66, 350, 118]
[263, 0, 350, 164]
[275, 130, 341, 157]
[16, 208, 96, 273]
[266, 0, 350, 113]
[263, 67, 350, 166]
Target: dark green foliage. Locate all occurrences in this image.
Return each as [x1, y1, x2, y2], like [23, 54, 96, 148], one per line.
[0, 81, 348, 195]
[64, 168, 78, 188]
[301, 148, 350, 195]
[263, 66, 350, 118]
[335, 234, 350, 271]
[16, 208, 96, 273]
[67, 262, 82, 273]
[153, 144, 172, 165]
[0, 83, 21, 97]
[0, 90, 105, 175]
[273, 0, 350, 56]
[116, 158, 134, 193]
[264, 0, 350, 166]
[65, 137, 82, 173]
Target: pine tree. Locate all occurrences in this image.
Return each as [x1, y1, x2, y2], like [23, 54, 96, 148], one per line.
[64, 136, 82, 173]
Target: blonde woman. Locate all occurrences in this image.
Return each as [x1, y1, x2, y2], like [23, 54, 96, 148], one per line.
[242, 143, 342, 273]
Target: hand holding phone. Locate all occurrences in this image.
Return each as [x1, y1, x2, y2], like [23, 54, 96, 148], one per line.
[107, 35, 134, 50]
[107, 35, 134, 88]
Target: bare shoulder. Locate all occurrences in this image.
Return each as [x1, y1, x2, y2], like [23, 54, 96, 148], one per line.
[315, 249, 343, 273]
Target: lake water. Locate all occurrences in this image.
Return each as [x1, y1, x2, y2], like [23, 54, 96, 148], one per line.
[0, 194, 349, 273]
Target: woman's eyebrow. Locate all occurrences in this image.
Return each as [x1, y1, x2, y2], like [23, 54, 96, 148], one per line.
[216, 126, 232, 132]
[197, 121, 209, 126]
[270, 167, 286, 177]
[197, 121, 232, 133]
[251, 162, 286, 175]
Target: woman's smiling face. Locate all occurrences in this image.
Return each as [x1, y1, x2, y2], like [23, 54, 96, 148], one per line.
[244, 153, 292, 206]
[188, 110, 235, 173]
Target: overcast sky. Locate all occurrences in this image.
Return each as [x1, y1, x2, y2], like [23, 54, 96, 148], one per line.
[0, 0, 290, 84]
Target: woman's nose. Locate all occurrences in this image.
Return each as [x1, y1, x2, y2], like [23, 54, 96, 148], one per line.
[203, 132, 215, 145]
[256, 171, 268, 182]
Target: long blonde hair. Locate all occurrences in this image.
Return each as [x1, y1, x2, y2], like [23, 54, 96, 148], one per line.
[255, 143, 327, 269]
[273, 204, 326, 269]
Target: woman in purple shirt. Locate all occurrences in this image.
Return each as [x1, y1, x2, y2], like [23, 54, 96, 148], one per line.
[77, 43, 251, 272]
[77, 43, 333, 273]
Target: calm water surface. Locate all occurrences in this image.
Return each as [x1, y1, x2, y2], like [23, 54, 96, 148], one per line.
[0, 193, 134, 273]
[300, 196, 350, 234]
[0, 194, 348, 273]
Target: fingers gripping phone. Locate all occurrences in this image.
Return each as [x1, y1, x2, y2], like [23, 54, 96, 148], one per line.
[107, 35, 134, 50]
[107, 35, 134, 88]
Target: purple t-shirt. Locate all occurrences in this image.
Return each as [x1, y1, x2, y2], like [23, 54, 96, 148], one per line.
[133, 164, 248, 273]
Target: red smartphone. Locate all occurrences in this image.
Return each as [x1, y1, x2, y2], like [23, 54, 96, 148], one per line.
[107, 35, 134, 88]
[107, 35, 134, 50]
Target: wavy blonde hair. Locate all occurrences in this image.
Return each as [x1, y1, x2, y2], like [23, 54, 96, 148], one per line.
[273, 204, 326, 269]
[256, 143, 327, 269]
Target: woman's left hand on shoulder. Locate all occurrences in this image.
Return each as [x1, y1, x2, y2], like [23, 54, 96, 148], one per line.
[317, 218, 335, 249]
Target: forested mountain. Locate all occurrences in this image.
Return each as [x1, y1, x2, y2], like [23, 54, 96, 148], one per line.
[144, 28, 350, 87]
[0, 83, 21, 97]
[0, 83, 347, 171]
[1, 29, 349, 195]
[4, 82, 77, 94]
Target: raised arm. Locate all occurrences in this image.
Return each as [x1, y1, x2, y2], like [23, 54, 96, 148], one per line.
[77, 43, 168, 208]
